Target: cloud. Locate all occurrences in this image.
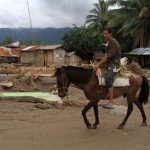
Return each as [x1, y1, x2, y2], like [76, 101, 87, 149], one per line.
[0, 0, 98, 28]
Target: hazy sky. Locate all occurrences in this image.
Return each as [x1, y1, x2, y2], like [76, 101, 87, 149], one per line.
[0, 0, 98, 28]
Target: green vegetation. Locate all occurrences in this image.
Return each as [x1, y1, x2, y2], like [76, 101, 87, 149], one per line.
[0, 36, 14, 45]
[0, 37, 48, 46]
[62, 0, 150, 60]
[62, 26, 103, 60]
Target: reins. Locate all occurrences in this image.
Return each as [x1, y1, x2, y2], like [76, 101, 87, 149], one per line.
[90, 61, 103, 93]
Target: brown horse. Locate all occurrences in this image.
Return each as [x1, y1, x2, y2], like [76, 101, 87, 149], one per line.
[55, 66, 149, 129]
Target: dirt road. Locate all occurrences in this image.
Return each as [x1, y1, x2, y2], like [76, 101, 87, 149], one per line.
[0, 94, 150, 150]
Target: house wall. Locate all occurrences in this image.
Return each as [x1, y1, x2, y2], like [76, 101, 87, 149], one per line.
[20, 47, 82, 66]
[69, 55, 81, 65]
[47, 51, 53, 65]
[53, 48, 66, 64]
[65, 55, 82, 65]
[93, 52, 104, 61]
[36, 50, 44, 66]
[36, 50, 53, 66]
[20, 51, 36, 65]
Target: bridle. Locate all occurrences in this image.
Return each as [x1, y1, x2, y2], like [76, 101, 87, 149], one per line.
[56, 68, 69, 98]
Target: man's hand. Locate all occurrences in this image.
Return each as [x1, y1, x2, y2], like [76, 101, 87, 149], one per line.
[93, 64, 99, 71]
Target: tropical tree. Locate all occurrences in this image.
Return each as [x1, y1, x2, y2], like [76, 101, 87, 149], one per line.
[62, 26, 103, 61]
[0, 37, 14, 45]
[20, 40, 48, 45]
[85, 0, 109, 32]
[107, 0, 150, 48]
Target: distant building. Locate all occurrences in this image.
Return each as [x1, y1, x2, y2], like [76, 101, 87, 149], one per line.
[20, 45, 82, 66]
[93, 51, 105, 62]
[65, 52, 82, 66]
[125, 47, 150, 67]
[0, 46, 22, 63]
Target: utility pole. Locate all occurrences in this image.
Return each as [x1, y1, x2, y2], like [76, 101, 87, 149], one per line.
[27, 0, 33, 44]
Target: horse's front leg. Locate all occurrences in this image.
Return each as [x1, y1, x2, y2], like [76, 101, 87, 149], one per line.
[92, 103, 99, 129]
[82, 101, 93, 129]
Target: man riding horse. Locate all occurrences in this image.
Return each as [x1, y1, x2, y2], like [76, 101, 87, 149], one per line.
[93, 28, 121, 109]
[55, 28, 149, 129]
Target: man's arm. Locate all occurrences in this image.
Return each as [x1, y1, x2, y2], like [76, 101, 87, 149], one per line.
[97, 57, 107, 68]
[93, 57, 108, 71]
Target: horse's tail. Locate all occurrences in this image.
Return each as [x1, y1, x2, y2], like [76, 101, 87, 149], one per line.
[138, 76, 149, 104]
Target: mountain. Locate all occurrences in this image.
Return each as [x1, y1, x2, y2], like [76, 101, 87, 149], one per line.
[0, 27, 72, 44]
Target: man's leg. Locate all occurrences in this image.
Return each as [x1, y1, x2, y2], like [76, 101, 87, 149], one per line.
[103, 68, 114, 109]
[108, 87, 113, 104]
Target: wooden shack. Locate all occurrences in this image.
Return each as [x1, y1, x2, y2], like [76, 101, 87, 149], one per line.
[20, 45, 82, 66]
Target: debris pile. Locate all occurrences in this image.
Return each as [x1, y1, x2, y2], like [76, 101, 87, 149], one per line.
[10, 74, 37, 91]
[0, 63, 56, 75]
[63, 99, 86, 107]
[0, 63, 57, 92]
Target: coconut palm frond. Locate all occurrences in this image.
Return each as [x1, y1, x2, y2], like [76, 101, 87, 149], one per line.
[86, 14, 99, 20]
[119, 19, 139, 36]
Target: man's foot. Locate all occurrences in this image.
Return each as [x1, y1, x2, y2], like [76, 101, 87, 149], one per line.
[103, 103, 114, 109]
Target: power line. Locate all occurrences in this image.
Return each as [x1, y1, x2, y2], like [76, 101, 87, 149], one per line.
[27, 0, 33, 44]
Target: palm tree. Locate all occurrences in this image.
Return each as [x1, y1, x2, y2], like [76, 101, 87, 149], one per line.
[107, 0, 150, 47]
[85, 0, 109, 32]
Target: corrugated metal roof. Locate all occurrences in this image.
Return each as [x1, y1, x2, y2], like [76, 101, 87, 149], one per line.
[21, 46, 40, 51]
[6, 41, 20, 48]
[38, 44, 62, 50]
[127, 48, 150, 55]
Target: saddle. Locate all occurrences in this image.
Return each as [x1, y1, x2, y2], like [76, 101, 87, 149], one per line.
[96, 57, 131, 87]
[97, 73, 130, 87]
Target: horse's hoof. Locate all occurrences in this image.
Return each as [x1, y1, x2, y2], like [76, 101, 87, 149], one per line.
[86, 124, 92, 130]
[141, 122, 147, 126]
[91, 124, 97, 129]
[117, 125, 124, 129]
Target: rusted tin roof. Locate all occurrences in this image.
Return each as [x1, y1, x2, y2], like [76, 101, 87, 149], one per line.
[0, 46, 25, 57]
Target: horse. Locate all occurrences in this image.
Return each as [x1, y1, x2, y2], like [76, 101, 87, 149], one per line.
[55, 65, 149, 129]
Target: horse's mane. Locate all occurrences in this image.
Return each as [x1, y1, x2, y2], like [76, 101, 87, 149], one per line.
[127, 62, 144, 75]
[62, 66, 93, 84]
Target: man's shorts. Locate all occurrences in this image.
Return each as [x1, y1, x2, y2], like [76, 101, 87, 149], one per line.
[105, 68, 115, 88]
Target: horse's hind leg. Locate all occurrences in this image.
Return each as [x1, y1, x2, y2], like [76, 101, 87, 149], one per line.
[117, 102, 133, 129]
[92, 103, 99, 129]
[82, 101, 93, 129]
[134, 101, 147, 126]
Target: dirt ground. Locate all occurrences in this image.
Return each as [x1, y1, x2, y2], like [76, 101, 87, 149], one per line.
[0, 86, 150, 150]
[0, 63, 150, 150]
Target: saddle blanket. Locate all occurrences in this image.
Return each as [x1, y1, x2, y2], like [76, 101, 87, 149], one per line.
[97, 76, 130, 87]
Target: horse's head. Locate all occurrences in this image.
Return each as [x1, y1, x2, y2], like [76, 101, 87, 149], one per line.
[55, 67, 70, 98]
